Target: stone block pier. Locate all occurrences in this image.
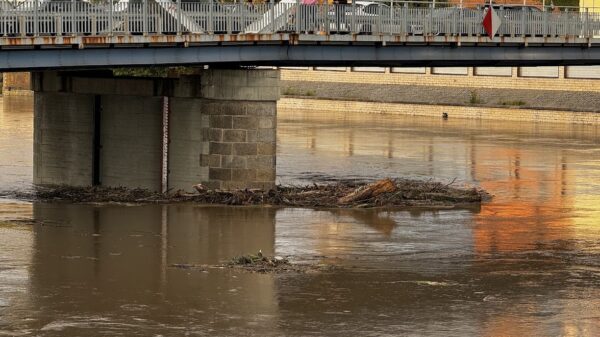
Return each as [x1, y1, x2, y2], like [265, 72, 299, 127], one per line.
[32, 69, 280, 192]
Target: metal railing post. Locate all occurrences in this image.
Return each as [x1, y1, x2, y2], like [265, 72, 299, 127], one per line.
[34, 0, 39, 36]
[295, 0, 300, 34]
[270, 0, 275, 33]
[377, 3, 382, 34]
[208, 0, 213, 34]
[521, 6, 526, 37]
[542, 9, 547, 37]
[390, 0, 394, 34]
[403, 3, 408, 36]
[241, 2, 246, 33]
[124, 5, 129, 34]
[226, 3, 231, 33]
[351, 0, 356, 33]
[585, 8, 590, 38]
[109, 0, 113, 36]
[452, 7, 457, 36]
[143, 0, 148, 35]
[2, 8, 6, 37]
[177, 0, 182, 35]
[71, 0, 76, 35]
[428, 3, 433, 36]
[325, 2, 330, 34]
[461, 7, 466, 36]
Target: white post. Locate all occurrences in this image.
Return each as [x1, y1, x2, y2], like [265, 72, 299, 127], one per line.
[177, 0, 182, 35]
[208, 0, 213, 34]
[109, 0, 113, 36]
[352, 0, 356, 33]
[296, 0, 300, 34]
[34, 0, 38, 36]
[71, 0, 76, 35]
[143, 0, 148, 35]
[270, 0, 275, 33]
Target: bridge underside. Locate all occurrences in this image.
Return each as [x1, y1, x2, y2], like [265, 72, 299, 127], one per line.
[1, 35, 600, 71]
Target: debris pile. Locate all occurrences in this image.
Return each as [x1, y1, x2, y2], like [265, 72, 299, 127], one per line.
[229, 252, 291, 272]
[4, 178, 487, 209]
[227, 251, 332, 273]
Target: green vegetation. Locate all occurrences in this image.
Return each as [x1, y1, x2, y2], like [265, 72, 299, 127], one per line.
[112, 67, 200, 78]
[468, 90, 484, 104]
[282, 87, 316, 96]
[499, 100, 527, 106]
[552, 0, 579, 9]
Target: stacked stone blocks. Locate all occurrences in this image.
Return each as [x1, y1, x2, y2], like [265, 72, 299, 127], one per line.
[189, 69, 280, 191]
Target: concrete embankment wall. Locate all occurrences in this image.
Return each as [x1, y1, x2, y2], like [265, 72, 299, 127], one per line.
[10, 64, 600, 125]
[278, 98, 600, 124]
[277, 66, 600, 124]
[280, 66, 600, 92]
[33, 92, 94, 186]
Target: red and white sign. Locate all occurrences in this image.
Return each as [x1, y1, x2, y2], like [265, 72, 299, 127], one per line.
[482, 6, 501, 39]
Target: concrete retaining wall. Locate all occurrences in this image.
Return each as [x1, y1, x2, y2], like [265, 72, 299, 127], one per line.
[278, 98, 600, 125]
[100, 95, 163, 190]
[168, 97, 209, 192]
[33, 92, 94, 186]
[281, 66, 600, 92]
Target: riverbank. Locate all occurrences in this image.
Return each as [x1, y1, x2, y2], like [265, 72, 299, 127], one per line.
[279, 80, 600, 124]
[2, 179, 487, 209]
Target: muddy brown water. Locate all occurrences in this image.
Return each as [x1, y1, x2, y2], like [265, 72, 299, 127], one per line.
[1, 97, 600, 336]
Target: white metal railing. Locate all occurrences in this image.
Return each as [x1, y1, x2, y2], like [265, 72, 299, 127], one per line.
[0, 0, 598, 39]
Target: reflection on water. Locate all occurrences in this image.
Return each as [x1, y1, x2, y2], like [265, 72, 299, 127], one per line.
[15, 204, 279, 336]
[0, 98, 599, 335]
[0, 96, 33, 192]
[277, 110, 600, 253]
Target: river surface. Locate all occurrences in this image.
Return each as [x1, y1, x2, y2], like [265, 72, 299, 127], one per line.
[1, 96, 600, 336]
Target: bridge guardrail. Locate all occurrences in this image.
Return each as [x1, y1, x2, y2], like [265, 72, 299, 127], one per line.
[0, 1, 598, 40]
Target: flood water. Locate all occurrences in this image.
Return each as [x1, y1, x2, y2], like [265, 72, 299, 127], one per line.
[1, 96, 600, 336]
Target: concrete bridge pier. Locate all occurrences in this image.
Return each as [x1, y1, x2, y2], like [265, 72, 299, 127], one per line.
[32, 69, 279, 192]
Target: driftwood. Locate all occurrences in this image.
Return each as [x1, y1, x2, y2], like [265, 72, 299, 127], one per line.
[338, 178, 397, 204]
[7, 178, 487, 208]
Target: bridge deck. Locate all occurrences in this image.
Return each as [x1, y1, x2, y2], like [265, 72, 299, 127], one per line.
[0, 33, 598, 49]
[0, 1, 599, 70]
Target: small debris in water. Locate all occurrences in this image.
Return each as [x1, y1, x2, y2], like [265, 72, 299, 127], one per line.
[228, 251, 292, 273]
[227, 251, 336, 274]
[167, 252, 334, 274]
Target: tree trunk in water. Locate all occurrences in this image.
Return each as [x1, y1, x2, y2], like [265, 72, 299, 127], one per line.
[338, 178, 397, 204]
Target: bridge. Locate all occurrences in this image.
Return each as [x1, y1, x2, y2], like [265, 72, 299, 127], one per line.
[8, 0, 600, 193]
[0, 0, 599, 70]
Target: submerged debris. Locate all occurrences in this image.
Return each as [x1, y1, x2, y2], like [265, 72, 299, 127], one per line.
[3, 178, 488, 209]
[227, 251, 332, 273]
[166, 252, 334, 274]
[338, 178, 397, 204]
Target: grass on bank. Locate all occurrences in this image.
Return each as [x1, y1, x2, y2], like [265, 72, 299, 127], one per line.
[499, 100, 527, 106]
[282, 87, 316, 97]
[467, 90, 484, 105]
